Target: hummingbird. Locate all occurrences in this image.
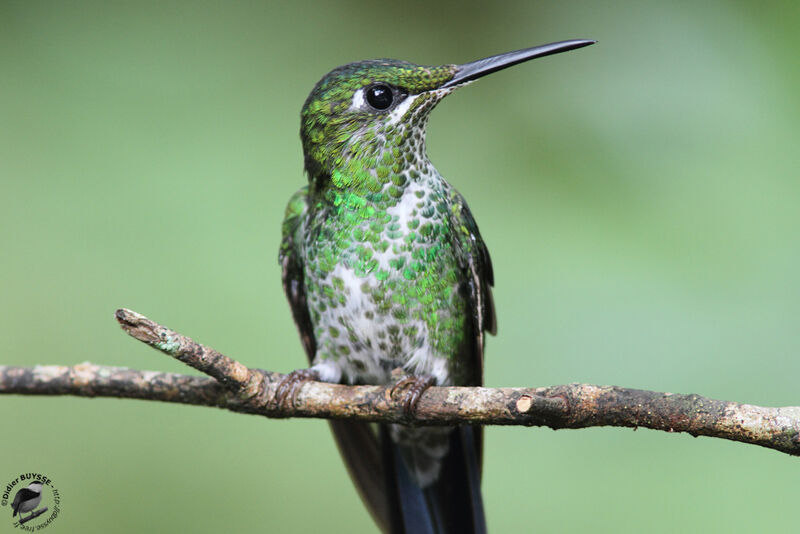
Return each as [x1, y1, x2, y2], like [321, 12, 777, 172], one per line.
[278, 39, 595, 533]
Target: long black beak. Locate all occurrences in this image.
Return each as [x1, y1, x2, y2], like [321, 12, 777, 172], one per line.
[441, 39, 596, 88]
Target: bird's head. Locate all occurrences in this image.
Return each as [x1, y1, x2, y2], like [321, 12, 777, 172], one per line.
[300, 59, 454, 191]
[299, 40, 594, 194]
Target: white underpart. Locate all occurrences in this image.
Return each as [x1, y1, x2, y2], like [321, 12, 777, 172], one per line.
[387, 94, 419, 126]
[314, 170, 452, 387]
[405, 342, 449, 383]
[381, 170, 451, 386]
[312, 358, 343, 383]
[379, 179, 421, 271]
[321, 264, 394, 383]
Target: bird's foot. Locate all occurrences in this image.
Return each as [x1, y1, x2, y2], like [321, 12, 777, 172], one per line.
[273, 368, 319, 412]
[389, 374, 436, 422]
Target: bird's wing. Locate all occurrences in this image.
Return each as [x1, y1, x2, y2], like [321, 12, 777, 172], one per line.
[11, 488, 38, 514]
[280, 186, 392, 532]
[448, 188, 496, 385]
[280, 186, 316, 359]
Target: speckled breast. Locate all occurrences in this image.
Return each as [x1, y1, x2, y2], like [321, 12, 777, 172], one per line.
[303, 170, 467, 386]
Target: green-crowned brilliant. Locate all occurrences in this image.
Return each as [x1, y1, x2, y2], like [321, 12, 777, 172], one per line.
[278, 39, 595, 534]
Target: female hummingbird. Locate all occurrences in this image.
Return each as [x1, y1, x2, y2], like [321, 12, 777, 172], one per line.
[278, 39, 595, 533]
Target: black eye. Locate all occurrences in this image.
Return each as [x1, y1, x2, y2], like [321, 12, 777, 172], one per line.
[366, 84, 394, 110]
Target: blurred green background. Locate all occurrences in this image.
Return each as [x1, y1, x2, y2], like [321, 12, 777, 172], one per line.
[2, 1, 799, 532]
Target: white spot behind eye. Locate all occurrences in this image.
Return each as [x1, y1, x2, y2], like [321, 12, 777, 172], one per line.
[351, 88, 366, 110]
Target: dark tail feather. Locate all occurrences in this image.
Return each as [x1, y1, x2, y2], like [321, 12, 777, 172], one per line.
[381, 425, 486, 534]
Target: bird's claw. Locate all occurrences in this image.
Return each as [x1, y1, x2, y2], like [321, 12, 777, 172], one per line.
[274, 368, 319, 411]
[389, 375, 436, 421]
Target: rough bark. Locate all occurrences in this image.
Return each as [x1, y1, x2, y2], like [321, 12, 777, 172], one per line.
[0, 308, 797, 457]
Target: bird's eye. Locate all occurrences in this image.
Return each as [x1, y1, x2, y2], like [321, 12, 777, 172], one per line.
[366, 84, 394, 110]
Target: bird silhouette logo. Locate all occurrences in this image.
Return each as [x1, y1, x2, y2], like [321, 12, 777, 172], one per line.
[11, 480, 45, 522]
[2, 473, 61, 528]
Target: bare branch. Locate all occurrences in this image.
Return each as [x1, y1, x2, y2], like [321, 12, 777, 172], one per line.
[0, 308, 798, 458]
